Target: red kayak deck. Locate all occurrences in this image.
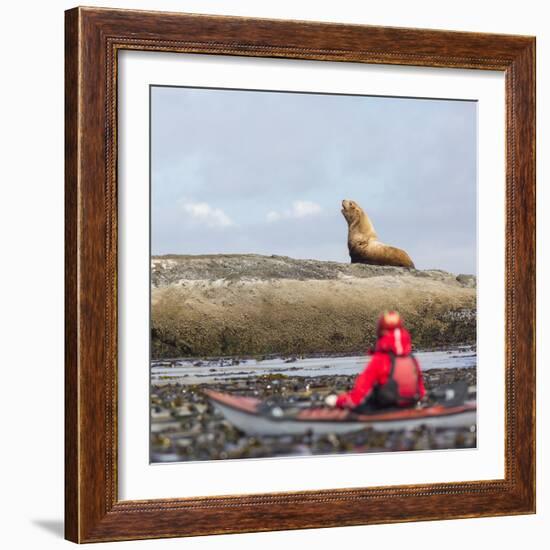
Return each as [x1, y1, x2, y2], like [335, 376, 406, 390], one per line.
[204, 389, 475, 423]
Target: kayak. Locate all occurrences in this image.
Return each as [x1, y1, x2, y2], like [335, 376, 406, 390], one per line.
[204, 389, 477, 436]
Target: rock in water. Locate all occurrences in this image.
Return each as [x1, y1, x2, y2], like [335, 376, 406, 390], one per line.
[151, 254, 476, 358]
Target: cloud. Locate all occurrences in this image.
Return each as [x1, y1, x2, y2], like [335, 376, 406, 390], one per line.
[266, 200, 322, 223]
[266, 211, 282, 222]
[181, 201, 235, 228]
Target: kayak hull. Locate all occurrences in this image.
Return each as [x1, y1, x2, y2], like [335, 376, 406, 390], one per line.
[205, 390, 477, 436]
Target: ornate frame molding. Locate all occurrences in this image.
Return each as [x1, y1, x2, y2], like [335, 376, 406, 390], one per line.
[65, 7, 535, 542]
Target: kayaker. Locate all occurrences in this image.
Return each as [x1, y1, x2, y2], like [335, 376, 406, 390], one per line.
[325, 311, 426, 411]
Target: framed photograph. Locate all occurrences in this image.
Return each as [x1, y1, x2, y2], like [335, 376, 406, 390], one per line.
[65, 7, 535, 543]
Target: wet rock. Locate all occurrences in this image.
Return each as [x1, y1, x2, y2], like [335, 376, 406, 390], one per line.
[172, 405, 194, 417]
[150, 364, 477, 462]
[151, 409, 172, 421]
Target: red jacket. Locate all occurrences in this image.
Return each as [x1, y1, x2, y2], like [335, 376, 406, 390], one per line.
[336, 327, 426, 409]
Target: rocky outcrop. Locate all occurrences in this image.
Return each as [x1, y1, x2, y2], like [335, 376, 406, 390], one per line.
[151, 254, 476, 359]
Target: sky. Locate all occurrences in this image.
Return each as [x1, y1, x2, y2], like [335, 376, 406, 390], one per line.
[151, 86, 477, 275]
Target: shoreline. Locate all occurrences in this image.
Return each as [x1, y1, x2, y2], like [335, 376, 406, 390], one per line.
[151, 348, 477, 388]
[151, 365, 476, 462]
[151, 344, 477, 366]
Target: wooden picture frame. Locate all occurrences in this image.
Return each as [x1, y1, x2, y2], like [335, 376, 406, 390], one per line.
[65, 6, 536, 543]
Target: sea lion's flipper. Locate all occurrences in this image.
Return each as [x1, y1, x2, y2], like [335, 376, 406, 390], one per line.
[362, 241, 415, 268]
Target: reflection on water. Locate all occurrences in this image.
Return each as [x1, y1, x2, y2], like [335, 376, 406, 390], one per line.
[151, 348, 476, 386]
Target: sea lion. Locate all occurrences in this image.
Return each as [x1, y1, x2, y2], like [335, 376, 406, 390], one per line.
[341, 199, 415, 268]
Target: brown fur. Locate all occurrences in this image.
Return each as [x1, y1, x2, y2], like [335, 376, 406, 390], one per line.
[341, 199, 415, 268]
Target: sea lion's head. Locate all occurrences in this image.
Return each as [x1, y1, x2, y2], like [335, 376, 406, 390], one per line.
[341, 199, 364, 225]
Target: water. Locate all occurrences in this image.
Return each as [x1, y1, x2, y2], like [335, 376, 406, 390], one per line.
[151, 348, 477, 461]
[151, 348, 476, 386]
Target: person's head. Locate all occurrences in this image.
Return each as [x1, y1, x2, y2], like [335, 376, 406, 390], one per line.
[377, 311, 403, 337]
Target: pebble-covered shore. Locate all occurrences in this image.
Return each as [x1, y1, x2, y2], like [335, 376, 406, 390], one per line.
[150, 366, 476, 463]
